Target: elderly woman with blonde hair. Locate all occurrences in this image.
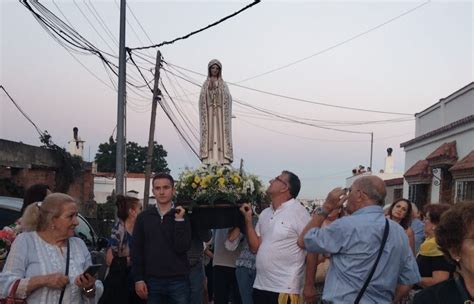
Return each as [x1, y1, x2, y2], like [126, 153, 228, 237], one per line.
[0, 193, 103, 303]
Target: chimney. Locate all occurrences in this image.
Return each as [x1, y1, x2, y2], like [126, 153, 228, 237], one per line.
[73, 127, 79, 141]
[68, 127, 85, 158]
[384, 148, 394, 174]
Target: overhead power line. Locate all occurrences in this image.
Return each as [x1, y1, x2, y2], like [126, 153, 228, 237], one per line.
[164, 62, 413, 116]
[238, 0, 431, 83]
[126, 51, 199, 157]
[22, 0, 153, 91]
[130, 0, 261, 51]
[126, 2, 155, 45]
[234, 98, 371, 135]
[1, 85, 45, 137]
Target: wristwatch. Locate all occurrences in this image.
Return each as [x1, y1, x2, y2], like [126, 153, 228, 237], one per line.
[315, 206, 329, 218]
[83, 285, 96, 297]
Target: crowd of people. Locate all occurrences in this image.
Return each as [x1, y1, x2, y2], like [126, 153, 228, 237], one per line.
[1, 171, 473, 304]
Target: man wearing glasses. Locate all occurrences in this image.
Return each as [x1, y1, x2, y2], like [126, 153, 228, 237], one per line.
[297, 175, 420, 303]
[240, 170, 317, 304]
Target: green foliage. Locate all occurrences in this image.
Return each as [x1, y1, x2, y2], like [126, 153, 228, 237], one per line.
[0, 179, 24, 197]
[176, 164, 266, 208]
[95, 137, 116, 173]
[96, 194, 116, 237]
[39, 131, 84, 193]
[97, 195, 116, 221]
[95, 137, 169, 173]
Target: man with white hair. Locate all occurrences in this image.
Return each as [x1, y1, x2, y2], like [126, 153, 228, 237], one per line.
[298, 175, 420, 303]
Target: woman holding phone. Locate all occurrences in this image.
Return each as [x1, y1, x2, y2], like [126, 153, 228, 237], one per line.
[0, 193, 103, 303]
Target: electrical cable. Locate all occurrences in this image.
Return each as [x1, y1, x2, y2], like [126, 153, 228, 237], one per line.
[126, 1, 155, 45]
[72, 0, 117, 54]
[166, 62, 413, 116]
[84, 0, 119, 48]
[162, 66, 413, 129]
[237, 0, 431, 83]
[126, 51, 199, 157]
[1, 85, 45, 137]
[130, 0, 261, 51]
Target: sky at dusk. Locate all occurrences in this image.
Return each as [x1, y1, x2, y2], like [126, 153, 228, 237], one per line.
[1, 0, 473, 199]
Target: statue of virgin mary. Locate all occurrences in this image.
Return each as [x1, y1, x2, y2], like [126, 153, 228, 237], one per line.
[199, 59, 233, 165]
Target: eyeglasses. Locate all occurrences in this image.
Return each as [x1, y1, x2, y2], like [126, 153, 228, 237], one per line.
[271, 176, 288, 187]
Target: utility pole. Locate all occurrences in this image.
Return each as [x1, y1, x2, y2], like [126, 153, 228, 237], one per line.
[143, 50, 162, 209]
[369, 132, 373, 171]
[115, 0, 126, 195]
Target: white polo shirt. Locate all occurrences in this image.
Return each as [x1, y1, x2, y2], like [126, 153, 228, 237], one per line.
[253, 198, 310, 294]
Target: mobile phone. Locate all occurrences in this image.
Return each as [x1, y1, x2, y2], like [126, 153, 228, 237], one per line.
[83, 264, 102, 277]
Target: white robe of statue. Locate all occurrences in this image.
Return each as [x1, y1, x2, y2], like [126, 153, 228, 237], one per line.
[199, 59, 233, 165]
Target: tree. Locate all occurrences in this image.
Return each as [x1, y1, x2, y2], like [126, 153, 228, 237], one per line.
[95, 137, 169, 173]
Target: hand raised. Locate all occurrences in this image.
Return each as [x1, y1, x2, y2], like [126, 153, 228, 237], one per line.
[322, 187, 347, 213]
[239, 203, 252, 221]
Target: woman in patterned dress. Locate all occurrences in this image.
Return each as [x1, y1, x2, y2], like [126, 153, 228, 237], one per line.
[0, 193, 103, 303]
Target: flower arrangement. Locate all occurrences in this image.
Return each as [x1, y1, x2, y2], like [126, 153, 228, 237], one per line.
[176, 164, 266, 207]
[0, 226, 17, 260]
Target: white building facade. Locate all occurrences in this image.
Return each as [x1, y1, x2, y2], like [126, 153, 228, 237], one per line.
[94, 172, 153, 204]
[401, 82, 474, 208]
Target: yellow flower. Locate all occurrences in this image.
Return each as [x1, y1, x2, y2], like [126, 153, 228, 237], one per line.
[201, 180, 208, 189]
[194, 176, 201, 183]
[217, 168, 224, 176]
[218, 177, 225, 187]
[191, 183, 197, 189]
[233, 176, 241, 184]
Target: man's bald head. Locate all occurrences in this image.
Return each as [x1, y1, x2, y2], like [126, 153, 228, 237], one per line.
[353, 175, 387, 206]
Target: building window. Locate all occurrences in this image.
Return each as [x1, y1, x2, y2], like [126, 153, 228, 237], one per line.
[456, 179, 474, 203]
[393, 188, 403, 201]
[409, 184, 429, 208]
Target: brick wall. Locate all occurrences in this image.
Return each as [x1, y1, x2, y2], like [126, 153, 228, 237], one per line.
[0, 166, 94, 205]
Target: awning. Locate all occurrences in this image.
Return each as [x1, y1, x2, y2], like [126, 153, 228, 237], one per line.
[426, 141, 458, 167]
[450, 150, 474, 179]
[404, 160, 431, 184]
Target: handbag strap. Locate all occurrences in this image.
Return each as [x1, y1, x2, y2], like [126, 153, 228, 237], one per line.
[354, 218, 390, 304]
[58, 239, 70, 304]
[8, 279, 21, 297]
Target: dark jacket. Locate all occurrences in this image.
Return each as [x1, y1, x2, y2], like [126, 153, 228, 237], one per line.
[131, 206, 192, 282]
[413, 274, 472, 304]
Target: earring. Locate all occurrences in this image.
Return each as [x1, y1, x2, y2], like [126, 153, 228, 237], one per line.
[455, 257, 461, 263]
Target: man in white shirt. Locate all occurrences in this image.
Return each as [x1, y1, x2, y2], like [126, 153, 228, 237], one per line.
[240, 170, 317, 304]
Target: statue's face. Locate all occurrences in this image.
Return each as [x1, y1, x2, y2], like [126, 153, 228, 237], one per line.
[210, 64, 220, 77]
